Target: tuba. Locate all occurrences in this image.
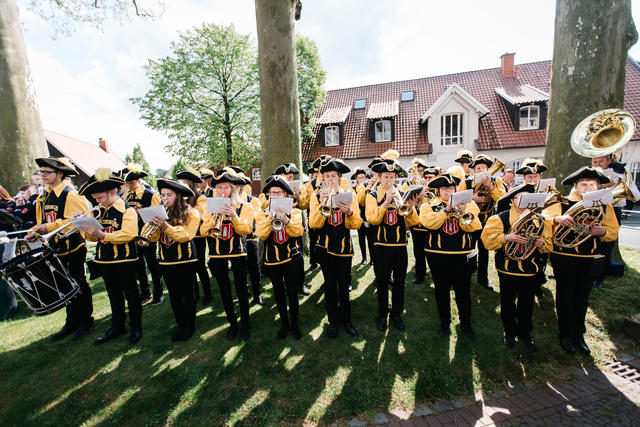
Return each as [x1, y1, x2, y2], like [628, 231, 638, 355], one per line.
[571, 109, 636, 160]
[474, 158, 506, 215]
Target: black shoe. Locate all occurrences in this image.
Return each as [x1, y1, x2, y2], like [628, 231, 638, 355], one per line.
[344, 322, 358, 336]
[461, 325, 476, 342]
[94, 327, 126, 344]
[277, 324, 289, 339]
[576, 335, 590, 354]
[522, 338, 538, 352]
[70, 324, 92, 341]
[239, 324, 250, 340]
[309, 263, 318, 271]
[252, 295, 265, 306]
[151, 295, 165, 306]
[360, 258, 368, 265]
[369, 260, 374, 266]
[437, 325, 450, 338]
[226, 324, 238, 340]
[202, 295, 212, 306]
[129, 328, 143, 344]
[292, 326, 302, 340]
[50, 323, 76, 341]
[412, 277, 424, 284]
[504, 335, 516, 348]
[141, 291, 152, 303]
[327, 324, 338, 338]
[534, 288, 543, 298]
[560, 337, 576, 354]
[479, 282, 493, 291]
[391, 315, 405, 331]
[377, 315, 387, 332]
[299, 285, 311, 296]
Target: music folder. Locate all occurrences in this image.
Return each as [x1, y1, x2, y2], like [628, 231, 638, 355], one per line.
[450, 189, 473, 208]
[269, 197, 293, 214]
[582, 188, 613, 208]
[206, 197, 231, 214]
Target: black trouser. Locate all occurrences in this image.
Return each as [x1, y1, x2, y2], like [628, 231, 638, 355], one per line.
[135, 243, 163, 299]
[267, 260, 300, 327]
[319, 250, 352, 324]
[473, 229, 489, 283]
[59, 246, 93, 328]
[193, 237, 211, 299]
[246, 239, 262, 298]
[357, 228, 368, 261]
[293, 252, 305, 291]
[534, 253, 549, 289]
[160, 262, 196, 333]
[366, 225, 377, 264]
[551, 254, 595, 339]
[209, 256, 249, 326]
[309, 227, 320, 266]
[99, 261, 141, 330]
[374, 245, 407, 317]
[498, 273, 536, 339]
[426, 252, 472, 327]
[410, 229, 427, 280]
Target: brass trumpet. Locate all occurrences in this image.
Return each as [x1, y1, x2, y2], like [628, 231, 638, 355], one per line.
[136, 205, 167, 247]
[271, 216, 285, 231]
[318, 186, 336, 217]
[390, 188, 412, 216]
[208, 213, 227, 238]
[447, 205, 475, 225]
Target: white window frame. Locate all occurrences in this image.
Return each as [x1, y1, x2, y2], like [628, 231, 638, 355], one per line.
[440, 113, 464, 146]
[519, 105, 540, 130]
[401, 90, 414, 102]
[324, 125, 340, 147]
[374, 120, 392, 142]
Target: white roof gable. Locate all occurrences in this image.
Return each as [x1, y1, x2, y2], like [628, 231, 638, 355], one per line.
[420, 83, 490, 123]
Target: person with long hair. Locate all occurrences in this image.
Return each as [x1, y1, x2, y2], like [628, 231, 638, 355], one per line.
[200, 170, 255, 340]
[151, 179, 201, 342]
[177, 168, 212, 305]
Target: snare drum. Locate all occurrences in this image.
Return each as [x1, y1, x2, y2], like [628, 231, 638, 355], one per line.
[0, 247, 79, 316]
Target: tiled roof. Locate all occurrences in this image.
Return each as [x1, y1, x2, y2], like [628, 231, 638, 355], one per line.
[366, 100, 399, 119]
[317, 106, 351, 124]
[302, 58, 640, 161]
[44, 130, 126, 176]
[494, 84, 549, 105]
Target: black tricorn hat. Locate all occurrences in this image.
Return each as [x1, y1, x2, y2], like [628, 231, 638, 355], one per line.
[411, 157, 428, 169]
[123, 163, 148, 181]
[371, 159, 404, 174]
[80, 168, 125, 195]
[427, 173, 461, 189]
[199, 168, 214, 179]
[320, 158, 351, 174]
[35, 157, 77, 176]
[262, 175, 294, 195]
[227, 165, 246, 175]
[367, 156, 383, 169]
[561, 166, 611, 186]
[469, 154, 494, 168]
[176, 168, 203, 184]
[157, 178, 195, 197]
[212, 169, 244, 186]
[273, 163, 299, 175]
[351, 167, 367, 179]
[495, 183, 536, 213]
[312, 155, 332, 169]
[423, 166, 440, 177]
[307, 166, 318, 174]
[454, 150, 474, 164]
[516, 158, 547, 175]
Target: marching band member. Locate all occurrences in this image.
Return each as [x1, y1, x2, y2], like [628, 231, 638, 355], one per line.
[177, 169, 212, 305]
[420, 173, 482, 340]
[358, 157, 383, 271]
[410, 166, 440, 285]
[351, 167, 370, 265]
[310, 158, 362, 338]
[501, 168, 515, 191]
[199, 168, 215, 197]
[122, 163, 164, 305]
[459, 154, 507, 291]
[255, 176, 304, 339]
[366, 159, 420, 331]
[80, 169, 142, 345]
[454, 150, 474, 178]
[481, 184, 552, 351]
[544, 167, 619, 354]
[27, 157, 93, 341]
[298, 163, 321, 270]
[152, 179, 200, 342]
[200, 170, 254, 340]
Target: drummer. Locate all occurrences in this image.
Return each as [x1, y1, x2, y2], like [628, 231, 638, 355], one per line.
[27, 157, 94, 341]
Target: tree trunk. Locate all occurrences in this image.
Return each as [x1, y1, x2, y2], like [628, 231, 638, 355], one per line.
[223, 98, 233, 165]
[545, 0, 637, 264]
[0, 0, 47, 193]
[254, 0, 302, 181]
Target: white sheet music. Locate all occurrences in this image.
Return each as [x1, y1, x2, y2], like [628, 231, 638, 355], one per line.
[518, 192, 547, 209]
[70, 216, 104, 231]
[269, 197, 293, 214]
[473, 171, 490, 184]
[331, 191, 353, 208]
[450, 189, 473, 207]
[138, 205, 169, 223]
[206, 197, 231, 214]
[288, 180, 301, 192]
[537, 178, 556, 192]
[582, 188, 613, 208]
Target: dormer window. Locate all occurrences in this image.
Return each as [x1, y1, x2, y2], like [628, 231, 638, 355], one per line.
[374, 120, 392, 142]
[441, 113, 463, 146]
[324, 125, 340, 146]
[519, 105, 540, 130]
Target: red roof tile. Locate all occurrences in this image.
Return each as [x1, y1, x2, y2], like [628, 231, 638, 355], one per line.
[302, 58, 640, 161]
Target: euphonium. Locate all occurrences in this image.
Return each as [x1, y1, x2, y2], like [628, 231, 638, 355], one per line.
[553, 178, 636, 248]
[474, 158, 506, 215]
[318, 186, 335, 217]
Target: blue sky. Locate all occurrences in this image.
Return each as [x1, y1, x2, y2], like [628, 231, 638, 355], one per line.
[17, 0, 640, 170]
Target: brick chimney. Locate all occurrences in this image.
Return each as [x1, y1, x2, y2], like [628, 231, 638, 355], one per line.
[500, 52, 515, 77]
[98, 138, 108, 152]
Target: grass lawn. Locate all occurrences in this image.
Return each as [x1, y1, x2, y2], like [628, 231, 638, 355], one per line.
[0, 242, 639, 426]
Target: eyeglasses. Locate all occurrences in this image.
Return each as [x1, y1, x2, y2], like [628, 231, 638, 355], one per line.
[38, 170, 57, 176]
[269, 191, 285, 197]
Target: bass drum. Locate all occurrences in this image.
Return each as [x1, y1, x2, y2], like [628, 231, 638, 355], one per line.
[0, 247, 79, 316]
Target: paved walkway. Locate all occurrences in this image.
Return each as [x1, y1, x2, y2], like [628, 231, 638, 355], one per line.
[341, 360, 640, 426]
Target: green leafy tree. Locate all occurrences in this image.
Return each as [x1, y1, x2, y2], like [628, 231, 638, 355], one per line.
[131, 23, 261, 171]
[124, 142, 155, 186]
[296, 35, 326, 141]
[154, 168, 168, 178]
